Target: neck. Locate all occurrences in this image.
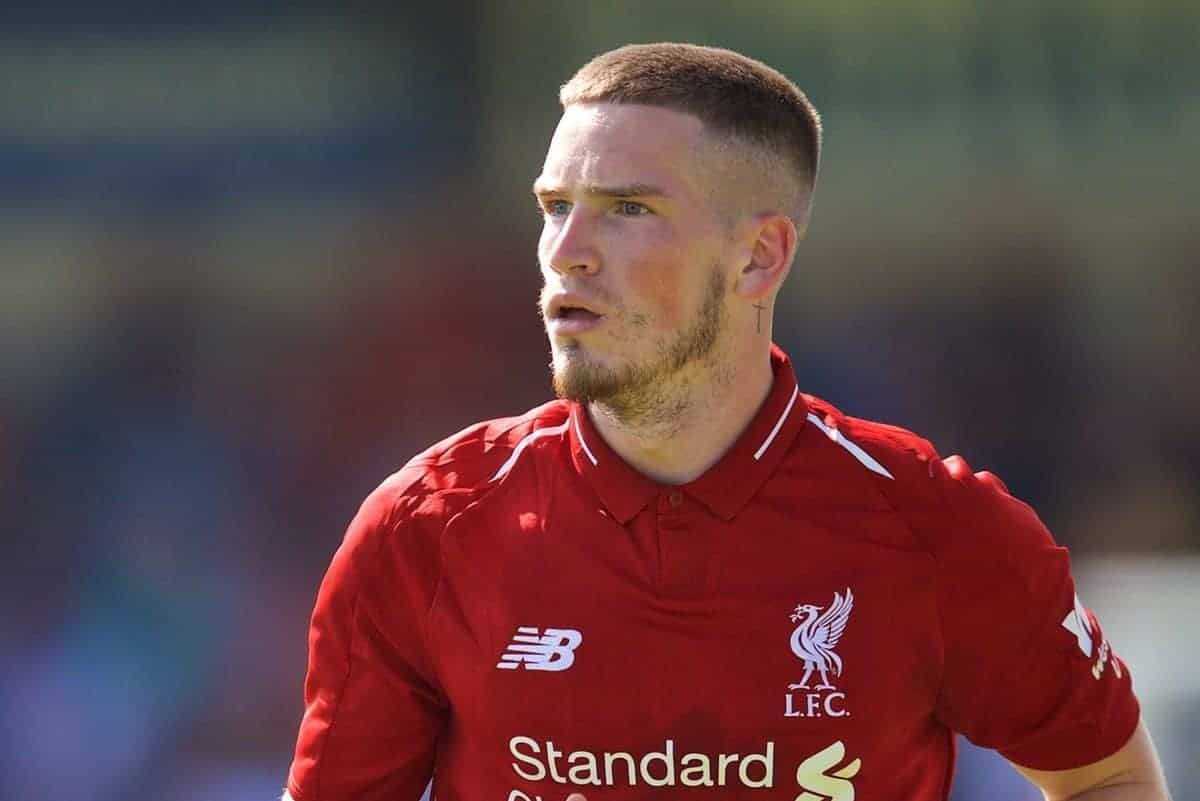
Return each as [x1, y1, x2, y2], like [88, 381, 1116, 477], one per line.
[587, 340, 775, 485]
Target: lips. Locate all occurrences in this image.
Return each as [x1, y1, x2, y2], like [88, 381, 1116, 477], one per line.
[546, 294, 606, 320]
[557, 306, 601, 321]
[545, 294, 608, 334]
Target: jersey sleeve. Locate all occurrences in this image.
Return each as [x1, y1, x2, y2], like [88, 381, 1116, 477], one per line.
[286, 477, 447, 801]
[929, 455, 1139, 771]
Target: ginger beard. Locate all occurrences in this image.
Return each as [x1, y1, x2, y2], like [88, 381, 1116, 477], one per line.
[545, 264, 728, 422]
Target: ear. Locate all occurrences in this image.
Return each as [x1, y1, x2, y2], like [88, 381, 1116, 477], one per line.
[733, 213, 797, 301]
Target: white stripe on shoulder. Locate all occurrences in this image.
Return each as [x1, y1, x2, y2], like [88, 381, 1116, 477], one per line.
[490, 420, 570, 482]
[572, 409, 598, 466]
[753, 385, 800, 460]
[805, 412, 895, 480]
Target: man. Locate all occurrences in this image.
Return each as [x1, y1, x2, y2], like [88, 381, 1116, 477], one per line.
[285, 44, 1170, 801]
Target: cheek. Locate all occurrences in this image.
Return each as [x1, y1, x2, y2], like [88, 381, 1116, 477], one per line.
[626, 247, 695, 329]
[645, 278, 688, 328]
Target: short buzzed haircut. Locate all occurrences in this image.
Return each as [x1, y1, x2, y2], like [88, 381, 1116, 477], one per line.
[560, 43, 822, 226]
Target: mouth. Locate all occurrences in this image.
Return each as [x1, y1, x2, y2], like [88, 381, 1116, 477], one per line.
[546, 295, 606, 321]
[546, 295, 607, 334]
[554, 306, 603, 322]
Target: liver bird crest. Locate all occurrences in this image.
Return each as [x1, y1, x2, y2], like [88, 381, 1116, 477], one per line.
[788, 588, 854, 691]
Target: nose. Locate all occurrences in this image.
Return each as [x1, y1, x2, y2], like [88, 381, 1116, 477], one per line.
[543, 208, 601, 277]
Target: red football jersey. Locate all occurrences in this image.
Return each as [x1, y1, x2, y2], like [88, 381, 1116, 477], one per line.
[286, 345, 1138, 801]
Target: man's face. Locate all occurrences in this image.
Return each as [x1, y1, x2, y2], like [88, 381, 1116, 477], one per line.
[534, 103, 735, 413]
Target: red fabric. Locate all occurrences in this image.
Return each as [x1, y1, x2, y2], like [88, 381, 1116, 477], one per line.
[287, 345, 1139, 800]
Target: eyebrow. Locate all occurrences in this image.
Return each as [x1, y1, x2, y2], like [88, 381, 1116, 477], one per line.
[531, 180, 669, 198]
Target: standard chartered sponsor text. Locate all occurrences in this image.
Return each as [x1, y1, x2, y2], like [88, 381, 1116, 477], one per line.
[509, 736, 774, 788]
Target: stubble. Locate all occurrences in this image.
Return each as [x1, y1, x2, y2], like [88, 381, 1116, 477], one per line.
[549, 265, 727, 428]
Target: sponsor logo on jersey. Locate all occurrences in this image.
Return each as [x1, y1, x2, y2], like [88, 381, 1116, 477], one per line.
[497, 627, 583, 671]
[785, 588, 853, 719]
[506, 736, 860, 799]
[794, 741, 861, 801]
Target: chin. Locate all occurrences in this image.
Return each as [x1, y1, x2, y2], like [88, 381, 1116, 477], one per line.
[550, 349, 626, 404]
[553, 339, 601, 367]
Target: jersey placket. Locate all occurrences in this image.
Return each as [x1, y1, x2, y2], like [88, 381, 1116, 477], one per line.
[655, 489, 708, 597]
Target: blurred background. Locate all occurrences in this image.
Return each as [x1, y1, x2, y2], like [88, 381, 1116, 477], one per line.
[1, 1, 1196, 799]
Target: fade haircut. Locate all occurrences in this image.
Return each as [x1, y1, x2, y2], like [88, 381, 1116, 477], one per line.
[560, 42, 822, 226]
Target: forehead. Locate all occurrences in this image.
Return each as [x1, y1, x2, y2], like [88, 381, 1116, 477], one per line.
[538, 103, 711, 193]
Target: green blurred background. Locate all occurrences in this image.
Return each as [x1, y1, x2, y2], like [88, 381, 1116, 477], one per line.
[1, 2, 1196, 799]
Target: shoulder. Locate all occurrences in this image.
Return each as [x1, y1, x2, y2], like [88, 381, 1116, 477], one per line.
[404, 399, 572, 494]
[345, 400, 571, 551]
[801, 393, 941, 489]
[801, 394, 1038, 551]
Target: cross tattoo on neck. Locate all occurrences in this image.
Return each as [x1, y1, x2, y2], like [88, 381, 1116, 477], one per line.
[754, 301, 766, 333]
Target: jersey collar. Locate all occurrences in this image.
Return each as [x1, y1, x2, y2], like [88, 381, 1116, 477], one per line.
[566, 343, 808, 522]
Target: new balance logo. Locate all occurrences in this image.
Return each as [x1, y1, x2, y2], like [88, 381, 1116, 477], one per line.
[496, 627, 583, 671]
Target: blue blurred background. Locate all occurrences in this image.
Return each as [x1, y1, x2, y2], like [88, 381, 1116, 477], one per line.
[1, 2, 1196, 799]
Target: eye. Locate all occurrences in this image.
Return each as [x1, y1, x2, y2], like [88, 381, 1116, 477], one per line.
[616, 200, 650, 216]
[539, 198, 571, 217]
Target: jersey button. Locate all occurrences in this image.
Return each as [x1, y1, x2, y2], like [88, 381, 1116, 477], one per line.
[668, 491, 684, 507]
